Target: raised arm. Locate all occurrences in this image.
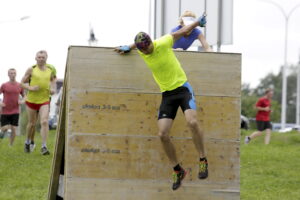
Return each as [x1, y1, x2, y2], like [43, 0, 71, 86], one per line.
[172, 14, 207, 42]
[198, 33, 212, 52]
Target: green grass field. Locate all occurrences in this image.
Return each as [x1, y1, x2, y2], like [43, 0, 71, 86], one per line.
[0, 130, 56, 200]
[241, 130, 300, 200]
[1, 129, 300, 199]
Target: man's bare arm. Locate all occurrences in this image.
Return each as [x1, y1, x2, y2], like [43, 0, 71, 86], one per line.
[21, 68, 39, 91]
[50, 75, 57, 95]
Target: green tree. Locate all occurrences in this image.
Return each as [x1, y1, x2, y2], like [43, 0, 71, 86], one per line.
[241, 83, 257, 118]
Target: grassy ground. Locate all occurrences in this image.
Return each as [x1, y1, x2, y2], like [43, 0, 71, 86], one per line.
[0, 130, 56, 200]
[241, 129, 300, 200]
[1, 129, 300, 199]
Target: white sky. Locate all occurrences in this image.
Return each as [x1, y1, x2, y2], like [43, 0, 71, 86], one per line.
[0, 0, 300, 90]
[223, 0, 300, 87]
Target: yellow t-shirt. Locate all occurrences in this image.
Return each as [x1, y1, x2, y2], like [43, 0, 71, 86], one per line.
[26, 66, 53, 104]
[138, 34, 187, 92]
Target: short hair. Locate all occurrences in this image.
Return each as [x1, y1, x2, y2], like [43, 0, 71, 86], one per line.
[265, 88, 273, 95]
[36, 50, 48, 58]
[8, 68, 16, 72]
[179, 10, 197, 26]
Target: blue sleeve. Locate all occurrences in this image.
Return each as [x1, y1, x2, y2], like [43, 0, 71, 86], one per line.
[171, 25, 181, 33]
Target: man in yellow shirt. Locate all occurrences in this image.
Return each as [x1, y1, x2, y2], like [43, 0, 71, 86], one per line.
[115, 15, 208, 190]
[21, 50, 56, 155]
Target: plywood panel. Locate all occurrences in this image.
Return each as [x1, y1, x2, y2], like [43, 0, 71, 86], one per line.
[67, 46, 241, 97]
[67, 91, 240, 139]
[65, 178, 239, 200]
[66, 134, 239, 184]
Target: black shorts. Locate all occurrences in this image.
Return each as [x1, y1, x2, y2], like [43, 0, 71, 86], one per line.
[256, 120, 272, 131]
[1, 114, 19, 126]
[158, 82, 196, 120]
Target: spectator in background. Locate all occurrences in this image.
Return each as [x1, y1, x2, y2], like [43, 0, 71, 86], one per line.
[245, 88, 273, 145]
[21, 50, 56, 155]
[171, 10, 212, 52]
[0, 68, 25, 146]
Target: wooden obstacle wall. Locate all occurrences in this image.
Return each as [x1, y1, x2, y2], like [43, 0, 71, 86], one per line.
[48, 46, 241, 200]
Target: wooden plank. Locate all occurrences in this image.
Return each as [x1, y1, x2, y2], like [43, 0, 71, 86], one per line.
[67, 46, 241, 97]
[65, 135, 239, 183]
[65, 178, 239, 200]
[47, 69, 68, 200]
[67, 91, 240, 140]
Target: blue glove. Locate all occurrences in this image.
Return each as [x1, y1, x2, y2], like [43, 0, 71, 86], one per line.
[119, 45, 131, 53]
[198, 14, 207, 27]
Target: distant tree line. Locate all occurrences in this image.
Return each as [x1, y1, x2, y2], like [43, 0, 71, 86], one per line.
[242, 64, 299, 123]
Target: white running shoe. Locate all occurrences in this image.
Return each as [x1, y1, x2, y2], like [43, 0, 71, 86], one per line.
[244, 136, 251, 144]
[30, 143, 36, 152]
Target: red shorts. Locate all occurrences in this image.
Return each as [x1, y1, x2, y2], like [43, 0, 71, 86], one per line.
[25, 101, 50, 111]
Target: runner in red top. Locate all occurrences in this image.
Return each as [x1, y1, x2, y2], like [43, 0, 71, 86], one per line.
[245, 88, 273, 145]
[0, 68, 25, 145]
[256, 97, 271, 121]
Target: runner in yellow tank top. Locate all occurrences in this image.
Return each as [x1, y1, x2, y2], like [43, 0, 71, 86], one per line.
[115, 13, 208, 191]
[26, 64, 53, 104]
[21, 50, 57, 155]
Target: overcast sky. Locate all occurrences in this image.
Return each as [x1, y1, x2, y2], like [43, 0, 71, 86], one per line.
[223, 0, 300, 87]
[0, 0, 300, 90]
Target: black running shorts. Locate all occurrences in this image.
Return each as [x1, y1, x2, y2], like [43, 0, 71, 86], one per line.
[1, 114, 19, 126]
[256, 120, 272, 131]
[158, 82, 196, 120]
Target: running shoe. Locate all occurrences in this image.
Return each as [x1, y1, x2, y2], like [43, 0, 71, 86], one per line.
[244, 136, 251, 144]
[30, 142, 36, 152]
[41, 146, 50, 155]
[24, 143, 30, 153]
[172, 168, 187, 190]
[198, 159, 208, 179]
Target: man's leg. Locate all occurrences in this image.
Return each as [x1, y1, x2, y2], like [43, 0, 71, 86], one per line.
[39, 104, 50, 155]
[184, 109, 205, 157]
[245, 121, 264, 144]
[1, 125, 10, 132]
[10, 125, 17, 146]
[29, 114, 38, 151]
[250, 131, 263, 139]
[184, 109, 208, 179]
[9, 114, 21, 146]
[0, 115, 10, 139]
[25, 106, 38, 153]
[158, 118, 186, 190]
[244, 131, 262, 144]
[0, 125, 9, 139]
[158, 118, 177, 165]
[264, 128, 271, 145]
[29, 123, 36, 142]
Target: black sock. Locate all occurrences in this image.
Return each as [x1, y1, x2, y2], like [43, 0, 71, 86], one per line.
[173, 164, 182, 171]
[31, 141, 34, 144]
[200, 157, 207, 162]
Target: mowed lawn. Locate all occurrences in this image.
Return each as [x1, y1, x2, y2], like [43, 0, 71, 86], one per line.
[1, 129, 300, 199]
[0, 130, 56, 200]
[241, 130, 300, 200]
